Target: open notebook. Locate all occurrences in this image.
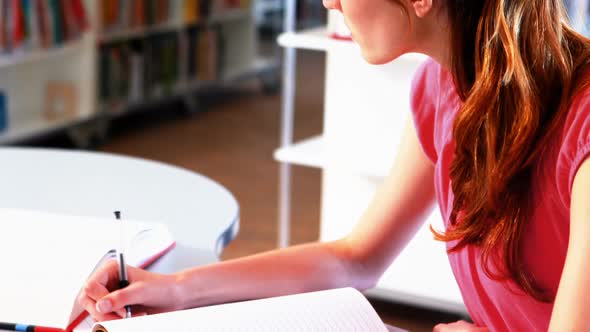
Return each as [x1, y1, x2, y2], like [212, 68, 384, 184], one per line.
[92, 288, 394, 332]
[0, 208, 175, 332]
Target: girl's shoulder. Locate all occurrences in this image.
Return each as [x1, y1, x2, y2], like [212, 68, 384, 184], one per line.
[553, 75, 590, 206]
[410, 58, 458, 163]
[410, 58, 458, 117]
[410, 58, 445, 103]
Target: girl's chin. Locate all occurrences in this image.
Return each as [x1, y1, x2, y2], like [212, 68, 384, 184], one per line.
[361, 51, 396, 65]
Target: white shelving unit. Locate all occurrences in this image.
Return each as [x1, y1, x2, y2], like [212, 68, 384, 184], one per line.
[276, 10, 467, 315]
[278, 26, 343, 51]
[0, 41, 86, 69]
[0, 0, 97, 146]
[274, 135, 324, 169]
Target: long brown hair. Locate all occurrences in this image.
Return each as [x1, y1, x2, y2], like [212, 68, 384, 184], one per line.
[432, 0, 590, 301]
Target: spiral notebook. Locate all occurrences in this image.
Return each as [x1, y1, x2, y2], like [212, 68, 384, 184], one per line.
[0, 208, 175, 332]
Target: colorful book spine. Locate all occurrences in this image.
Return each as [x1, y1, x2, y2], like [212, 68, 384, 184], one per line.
[183, 0, 199, 24]
[48, 0, 63, 45]
[21, 0, 30, 42]
[70, 0, 89, 31]
[26, 0, 41, 50]
[35, 0, 50, 49]
[0, 2, 6, 52]
[11, 0, 25, 50]
[0, 92, 8, 132]
[0, 0, 89, 54]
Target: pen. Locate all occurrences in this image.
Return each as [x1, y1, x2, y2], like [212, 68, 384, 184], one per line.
[114, 211, 132, 319]
[0, 322, 64, 332]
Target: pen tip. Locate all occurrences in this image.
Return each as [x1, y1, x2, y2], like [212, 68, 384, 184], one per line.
[114, 211, 121, 219]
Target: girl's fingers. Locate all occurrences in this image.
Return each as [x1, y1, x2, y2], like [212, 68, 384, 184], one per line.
[78, 293, 120, 322]
[99, 282, 150, 312]
[83, 280, 111, 302]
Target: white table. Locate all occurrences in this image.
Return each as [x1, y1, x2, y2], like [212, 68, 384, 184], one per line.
[0, 147, 240, 271]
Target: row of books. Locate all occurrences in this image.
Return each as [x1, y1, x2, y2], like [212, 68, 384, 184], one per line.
[0, 0, 88, 54]
[99, 0, 251, 34]
[99, 27, 221, 105]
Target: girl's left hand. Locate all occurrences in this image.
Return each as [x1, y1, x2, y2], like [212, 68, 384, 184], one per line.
[433, 320, 489, 332]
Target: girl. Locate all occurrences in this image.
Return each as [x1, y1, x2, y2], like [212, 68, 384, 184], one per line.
[79, 1, 590, 330]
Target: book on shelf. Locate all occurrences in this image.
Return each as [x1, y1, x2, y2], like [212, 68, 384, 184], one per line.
[182, 0, 200, 24]
[44, 80, 79, 122]
[0, 0, 88, 55]
[0, 91, 7, 131]
[0, 208, 176, 332]
[196, 27, 220, 81]
[91, 288, 396, 332]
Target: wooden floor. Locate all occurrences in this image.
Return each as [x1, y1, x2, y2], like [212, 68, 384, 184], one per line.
[35, 50, 462, 331]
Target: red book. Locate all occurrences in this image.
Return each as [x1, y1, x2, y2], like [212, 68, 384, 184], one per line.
[11, 0, 25, 49]
[35, 0, 50, 48]
[135, 0, 146, 28]
[0, 1, 6, 52]
[70, 0, 88, 31]
[59, 0, 72, 40]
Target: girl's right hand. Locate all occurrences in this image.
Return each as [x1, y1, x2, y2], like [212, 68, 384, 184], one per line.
[77, 260, 184, 322]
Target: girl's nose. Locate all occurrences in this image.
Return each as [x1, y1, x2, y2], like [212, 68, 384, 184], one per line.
[323, 0, 342, 11]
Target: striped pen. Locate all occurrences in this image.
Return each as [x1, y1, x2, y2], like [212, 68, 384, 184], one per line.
[0, 322, 64, 332]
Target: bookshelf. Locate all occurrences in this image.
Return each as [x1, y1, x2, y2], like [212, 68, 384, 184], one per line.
[0, 0, 97, 146]
[0, 1, 278, 147]
[89, 1, 278, 118]
[276, 9, 467, 315]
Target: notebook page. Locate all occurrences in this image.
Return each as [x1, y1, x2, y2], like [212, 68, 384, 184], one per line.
[0, 208, 171, 329]
[93, 288, 388, 332]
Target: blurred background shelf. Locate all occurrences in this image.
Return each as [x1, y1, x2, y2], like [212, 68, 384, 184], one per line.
[0, 40, 87, 69]
[277, 26, 347, 51]
[274, 135, 394, 179]
[0, 0, 281, 148]
[99, 22, 184, 44]
[274, 135, 325, 169]
[0, 0, 97, 147]
[94, 0, 280, 125]
[99, 8, 253, 44]
[0, 113, 96, 145]
[209, 8, 252, 24]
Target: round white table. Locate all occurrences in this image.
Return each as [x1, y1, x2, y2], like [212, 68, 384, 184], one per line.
[0, 147, 240, 271]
